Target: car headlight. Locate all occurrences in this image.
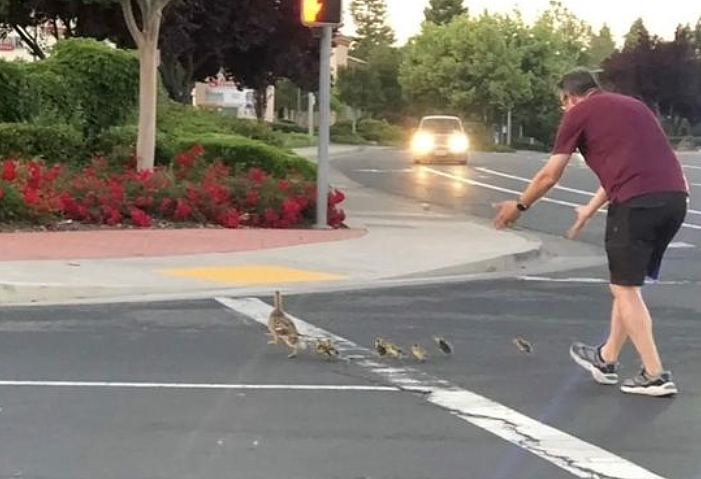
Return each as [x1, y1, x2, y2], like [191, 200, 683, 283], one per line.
[449, 133, 469, 153]
[412, 132, 434, 154]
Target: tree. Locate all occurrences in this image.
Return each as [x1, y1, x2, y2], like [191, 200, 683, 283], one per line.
[220, 0, 319, 122]
[336, 65, 383, 132]
[365, 45, 405, 121]
[400, 14, 531, 124]
[350, 0, 395, 58]
[589, 24, 617, 67]
[624, 18, 651, 51]
[114, 0, 176, 171]
[602, 31, 701, 133]
[424, 0, 467, 26]
[534, 1, 591, 66]
[694, 17, 701, 56]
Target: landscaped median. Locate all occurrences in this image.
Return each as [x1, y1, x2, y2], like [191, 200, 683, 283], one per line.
[0, 144, 346, 231]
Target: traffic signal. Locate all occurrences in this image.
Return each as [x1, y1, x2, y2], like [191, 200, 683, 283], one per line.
[301, 0, 342, 27]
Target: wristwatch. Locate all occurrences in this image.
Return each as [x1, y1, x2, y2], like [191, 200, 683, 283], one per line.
[516, 201, 529, 212]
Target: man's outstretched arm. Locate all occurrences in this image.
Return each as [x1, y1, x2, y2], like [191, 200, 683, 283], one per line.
[494, 153, 571, 229]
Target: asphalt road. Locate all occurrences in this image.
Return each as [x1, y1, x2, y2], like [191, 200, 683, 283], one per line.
[0, 149, 699, 479]
[334, 148, 701, 283]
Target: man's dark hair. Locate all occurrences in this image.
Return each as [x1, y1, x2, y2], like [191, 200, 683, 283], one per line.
[557, 68, 601, 96]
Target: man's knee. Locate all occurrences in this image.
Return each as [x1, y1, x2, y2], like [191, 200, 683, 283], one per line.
[610, 284, 642, 300]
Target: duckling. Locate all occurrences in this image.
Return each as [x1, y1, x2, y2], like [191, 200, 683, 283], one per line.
[410, 344, 428, 362]
[266, 291, 301, 358]
[434, 336, 453, 355]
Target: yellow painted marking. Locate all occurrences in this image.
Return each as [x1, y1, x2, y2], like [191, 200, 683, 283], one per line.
[161, 265, 344, 285]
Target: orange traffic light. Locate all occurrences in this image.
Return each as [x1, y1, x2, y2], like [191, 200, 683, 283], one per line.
[301, 0, 342, 27]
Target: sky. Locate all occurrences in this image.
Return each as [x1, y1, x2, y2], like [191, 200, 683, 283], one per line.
[342, 0, 701, 46]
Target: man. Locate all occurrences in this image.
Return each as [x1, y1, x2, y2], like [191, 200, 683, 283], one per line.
[494, 68, 689, 397]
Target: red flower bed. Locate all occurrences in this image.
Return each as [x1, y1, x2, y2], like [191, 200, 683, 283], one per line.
[0, 145, 346, 229]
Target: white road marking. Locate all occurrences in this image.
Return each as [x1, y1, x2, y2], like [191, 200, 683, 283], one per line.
[518, 276, 692, 285]
[475, 166, 597, 197]
[423, 167, 701, 231]
[423, 167, 581, 208]
[355, 168, 413, 173]
[691, 183, 701, 188]
[683, 165, 701, 170]
[217, 297, 667, 479]
[0, 381, 398, 392]
[669, 242, 696, 249]
[475, 166, 701, 217]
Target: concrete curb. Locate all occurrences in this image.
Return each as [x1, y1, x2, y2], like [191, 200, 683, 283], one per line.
[0, 240, 543, 306]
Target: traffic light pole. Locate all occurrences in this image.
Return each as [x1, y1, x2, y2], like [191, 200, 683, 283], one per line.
[315, 26, 332, 229]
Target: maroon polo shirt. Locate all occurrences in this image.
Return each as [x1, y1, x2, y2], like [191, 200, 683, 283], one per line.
[552, 91, 688, 204]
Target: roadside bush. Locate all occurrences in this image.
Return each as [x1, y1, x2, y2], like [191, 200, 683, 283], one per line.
[0, 181, 30, 222]
[357, 119, 407, 145]
[40, 38, 139, 139]
[92, 125, 178, 167]
[175, 134, 316, 180]
[331, 133, 369, 145]
[0, 123, 87, 164]
[512, 138, 549, 152]
[272, 121, 308, 134]
[159, 101, 283, 146]
[0, 60, 34, 122]
[0, 148, 346, 229]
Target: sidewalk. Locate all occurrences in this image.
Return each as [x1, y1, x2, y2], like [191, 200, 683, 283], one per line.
[0, 146, 542, 305]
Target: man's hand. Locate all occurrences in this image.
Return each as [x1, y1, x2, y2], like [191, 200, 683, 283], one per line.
[565, 187, 608, 239]
[493, 201, 522, 230]
[565, 206, 590, 239]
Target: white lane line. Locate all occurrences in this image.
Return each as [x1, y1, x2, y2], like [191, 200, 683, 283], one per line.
[0, 381, 398, 392]
[217, 297, 667, 479]
[475, 166, 597, 197]
[691, 183, 701, 188]
[424, 167, 581, 208]
[684, 165, 701, 170]
[669, 242, 696, 249]
[423, 167, 701, 231]
[475, 166, 701, 217]
[518, 276, 693, 285]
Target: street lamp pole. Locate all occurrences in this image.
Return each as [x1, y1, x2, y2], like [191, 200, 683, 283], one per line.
[315, 25, 332, 229]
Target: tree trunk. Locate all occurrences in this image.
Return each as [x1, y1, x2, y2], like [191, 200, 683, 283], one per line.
[13, 26, 46, 59]
[136, 41, 159, 171]
[121, 0, 172, 171]
[159, 52, 196, 104]
[254, 87, 267, 123]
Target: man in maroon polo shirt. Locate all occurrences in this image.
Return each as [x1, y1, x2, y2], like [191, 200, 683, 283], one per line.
[494, 68, 689, 397]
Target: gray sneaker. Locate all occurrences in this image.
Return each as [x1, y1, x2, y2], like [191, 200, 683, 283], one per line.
[621, 370, 678, 397]
[569, 342, 619, 385]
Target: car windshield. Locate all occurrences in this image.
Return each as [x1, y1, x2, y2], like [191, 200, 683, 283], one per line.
[421, 118, 462, 133]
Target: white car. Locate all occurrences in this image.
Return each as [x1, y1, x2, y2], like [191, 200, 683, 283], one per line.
[411, 115, 470, 164]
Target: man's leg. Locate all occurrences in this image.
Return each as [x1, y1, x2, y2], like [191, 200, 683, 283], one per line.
[609, 284, 663, 376]
[600, 297, 628, 364]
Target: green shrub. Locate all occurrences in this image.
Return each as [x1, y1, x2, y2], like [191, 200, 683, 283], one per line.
[92, 125, 178, 166]
[175, 134, 316, 180]
[331, 133, 369, 145]
[42, 38, 139, 138]
[24, 64, 82, 126]
[331, 121, 355, 137]
[159, 101, 283, 146]
[512, 138, 549, 152]
[272, 121, 308, 134]
[0, 181, 30, 223]
[357, 118, 407, 145]
[0, 60, 34, 122]
[277, 132, 317, 149]
[0, 123, 86, 163]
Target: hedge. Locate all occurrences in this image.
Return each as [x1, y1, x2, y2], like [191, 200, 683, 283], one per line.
[0, 123, 86, 164]
[175, 134, 316, 180]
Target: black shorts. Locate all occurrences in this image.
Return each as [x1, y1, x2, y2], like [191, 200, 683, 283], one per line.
[606, 192, 688, 286]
